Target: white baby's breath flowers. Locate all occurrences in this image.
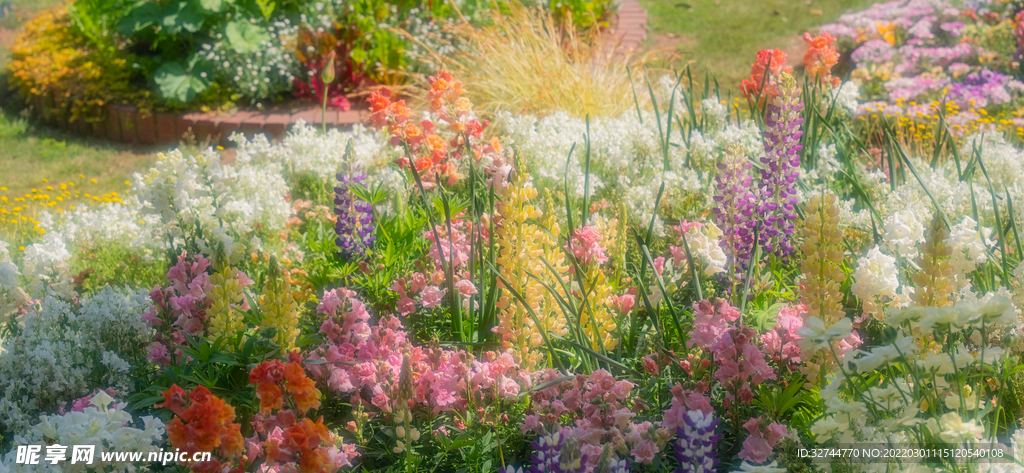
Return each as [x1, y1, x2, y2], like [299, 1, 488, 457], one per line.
[0, 287, 151, 434]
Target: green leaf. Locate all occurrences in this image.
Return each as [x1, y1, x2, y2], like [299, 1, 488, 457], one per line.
[154, 61, 211, 103]
[162, 1, 204, 34]
[115, 1, 162, 35]
[225, 21, 269, 54]
[199, 0, 223, 12]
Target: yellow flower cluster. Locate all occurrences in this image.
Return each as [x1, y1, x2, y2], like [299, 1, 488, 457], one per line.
[0, 177, 125, 243]
[206, 268, 249, 346]
[798, 194, 847, 323]
[7, 6, 151, 122]
[494, 173, 570, 369]
[913, 213, 954, 308]
[797, 194, 848, 386]
[860, 98, 1024, 149]
[261, 256, 300, 352]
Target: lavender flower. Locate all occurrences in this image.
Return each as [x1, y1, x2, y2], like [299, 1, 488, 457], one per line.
[712, 144, 756, 279]
[674, 410, 722, 473]
[334, 171, 375, 259]
[756, 73, 803, 259]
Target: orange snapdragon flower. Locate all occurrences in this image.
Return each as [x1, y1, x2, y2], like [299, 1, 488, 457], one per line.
[741, 49, 793, 104]
[802, 32, 841, 87]
[158, 385, 245, 469]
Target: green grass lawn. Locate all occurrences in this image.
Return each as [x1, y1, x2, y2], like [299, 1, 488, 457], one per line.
[639, 0, 878, 92]
[0, 108, 158, 203]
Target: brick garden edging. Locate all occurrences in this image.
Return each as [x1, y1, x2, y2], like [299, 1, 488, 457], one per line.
[26, 1, 646, 146]
[28, 92, 368, 146]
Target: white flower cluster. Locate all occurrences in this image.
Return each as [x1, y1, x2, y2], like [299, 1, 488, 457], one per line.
[22, 233, 74, 299]
[497, 110, 704, 234]
[851, 246, 903, 320]
[0, 287, 152, 434]
[132, 147, 291, 265]
[201, 18, 300, 104]
[811, 296, 1017, 461]
[0, 240, 29, 324]
[0, 391, 165, 473]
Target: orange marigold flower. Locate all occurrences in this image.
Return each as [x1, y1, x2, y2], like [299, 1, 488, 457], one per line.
[876, 22, 896, 45]
[389, 100, 411, 124]
[404, 123, 423, 141]
[802, 32, 840, 84]
[426, 134, 447, 152]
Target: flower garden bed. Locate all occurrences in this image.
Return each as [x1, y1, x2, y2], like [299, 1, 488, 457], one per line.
[6, 0, 1024, 472]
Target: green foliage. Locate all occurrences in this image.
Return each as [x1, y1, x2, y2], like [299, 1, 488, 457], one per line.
[153, 57, 212, 103]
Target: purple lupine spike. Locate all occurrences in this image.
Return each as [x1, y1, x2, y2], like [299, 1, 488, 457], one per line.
[674, 410, 722, 473]
[334, 170, 376, 260]
[756, 73, 803, 259]
[713, 145, 757, 280]
[529, 432, 589, 473]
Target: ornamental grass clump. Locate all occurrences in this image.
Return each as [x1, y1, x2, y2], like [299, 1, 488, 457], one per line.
[413, 3, 655, 118]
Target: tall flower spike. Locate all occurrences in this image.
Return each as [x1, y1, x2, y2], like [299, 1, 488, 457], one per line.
[713, 144, 757, 282]
[912, 212, 954, 307]
[335, 170, 375, 260]
[206, 267, 253, 348]
[798, 194, 846, 324]
[757, 72, 803, 259]
[674, 410, 722, 473]
[494, 172, 570, 369]
[261, 256, 300, 351]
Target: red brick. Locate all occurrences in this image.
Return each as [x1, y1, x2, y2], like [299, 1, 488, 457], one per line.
[337, 110, 363, 126]
[239, 120, 264, 137]
[105, 105, 122, 142]
[155, 113, 177, 144]
[291, 107, 322, 127]
[178, 113, 203, 142]
[193, 113, 220, 144]
[116, 106, 139, 144]
[217, 110, 256, 146]
[261, 110, 291, 138]
[137, 112, 156, 145]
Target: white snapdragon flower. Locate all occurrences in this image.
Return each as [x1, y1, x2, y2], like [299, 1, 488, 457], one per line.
[883, 208, 926, 259]
[797, 316, 853, 355]
[852, 246, 900, 320]
[21, 232, 73, 299]
[936, 412, 985, 443]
